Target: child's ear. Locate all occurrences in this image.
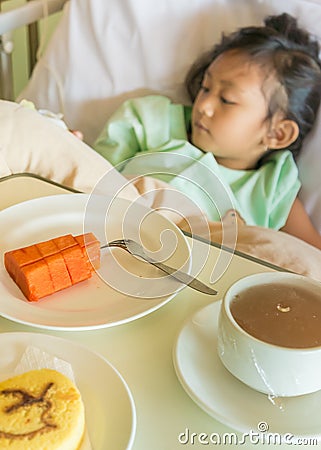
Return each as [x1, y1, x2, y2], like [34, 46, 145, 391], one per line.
[266, 119, 299, 149]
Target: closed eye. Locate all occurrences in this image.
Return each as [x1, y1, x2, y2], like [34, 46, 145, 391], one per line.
[220, 96, 235, 105]
[200, 85, 210, 93]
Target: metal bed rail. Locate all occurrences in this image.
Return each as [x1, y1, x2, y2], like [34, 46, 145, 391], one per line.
[0, 0, 67, 100]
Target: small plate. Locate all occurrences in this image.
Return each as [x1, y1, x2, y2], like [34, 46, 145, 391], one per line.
[0, 194, 191, 330]
[173, 301, 321, 437]
[0, 332, 136, 449]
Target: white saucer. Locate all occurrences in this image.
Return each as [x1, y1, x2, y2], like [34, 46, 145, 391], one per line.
[173, 301, 321, 437]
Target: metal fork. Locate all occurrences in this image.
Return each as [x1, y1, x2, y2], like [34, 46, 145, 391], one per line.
[101, 238, 217, 295]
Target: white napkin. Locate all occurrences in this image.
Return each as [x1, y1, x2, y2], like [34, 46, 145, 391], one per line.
[14, 345, 92, 450]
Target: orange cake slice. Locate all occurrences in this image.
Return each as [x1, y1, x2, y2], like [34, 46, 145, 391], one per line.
[75, 232, 101, 269]
[4, 233, 101, 302]
[61, 245, 91, 285]
[16, 260, 55, 302]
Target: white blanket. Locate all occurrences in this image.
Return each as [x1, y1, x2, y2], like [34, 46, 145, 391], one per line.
[0, 100, 137, 200]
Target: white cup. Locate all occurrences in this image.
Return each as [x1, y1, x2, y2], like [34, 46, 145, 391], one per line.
[217, 272, 321, 397]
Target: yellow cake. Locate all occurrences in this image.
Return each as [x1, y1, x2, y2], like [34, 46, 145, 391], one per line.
[0, 369, 85, 450]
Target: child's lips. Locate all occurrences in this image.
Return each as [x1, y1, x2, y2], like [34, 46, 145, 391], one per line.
[194, 121, 209, 133]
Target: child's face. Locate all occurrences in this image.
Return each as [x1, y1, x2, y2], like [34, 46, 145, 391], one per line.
[191, 50, 275, 169]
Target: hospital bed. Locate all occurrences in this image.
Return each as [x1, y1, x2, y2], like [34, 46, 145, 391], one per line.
[1, 0, 321, 278]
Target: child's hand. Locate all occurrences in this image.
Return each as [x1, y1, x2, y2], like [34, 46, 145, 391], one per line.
[70, 130, 84, 140]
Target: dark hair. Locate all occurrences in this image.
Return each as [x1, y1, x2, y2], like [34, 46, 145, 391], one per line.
[185, 13, 321, 158]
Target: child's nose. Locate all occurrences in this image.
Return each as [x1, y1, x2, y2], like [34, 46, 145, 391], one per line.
[199, 97, 215, 117]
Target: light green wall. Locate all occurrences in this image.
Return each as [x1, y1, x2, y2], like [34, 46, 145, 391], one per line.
[2, 0, 62, 98]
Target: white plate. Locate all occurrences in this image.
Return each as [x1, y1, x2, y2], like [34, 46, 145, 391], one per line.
[0, 332, 136, 450]
[0, 194, 191, 330]
[173, 301, 321, 438]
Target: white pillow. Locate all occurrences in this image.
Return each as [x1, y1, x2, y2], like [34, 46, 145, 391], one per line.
[18, 0, 321, 230]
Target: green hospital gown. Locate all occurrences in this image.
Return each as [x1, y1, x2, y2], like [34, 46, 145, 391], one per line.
[93, 95, 301, 229]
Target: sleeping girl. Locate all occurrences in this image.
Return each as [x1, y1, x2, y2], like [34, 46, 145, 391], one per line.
[92, 13, 321, 250]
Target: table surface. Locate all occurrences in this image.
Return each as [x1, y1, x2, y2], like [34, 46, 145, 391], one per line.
[0, 174, 315, 450]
